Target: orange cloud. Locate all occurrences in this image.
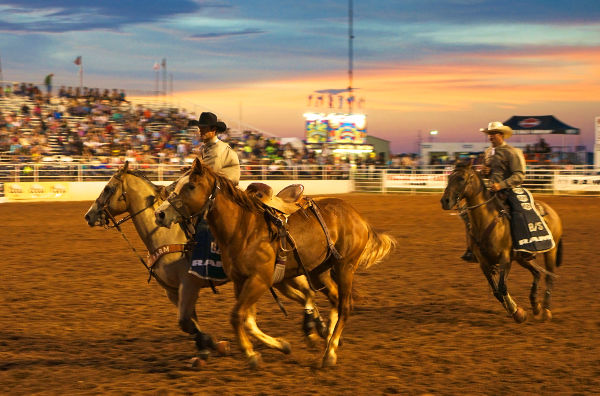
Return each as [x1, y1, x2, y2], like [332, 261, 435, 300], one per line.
[147, 46, 600, 152]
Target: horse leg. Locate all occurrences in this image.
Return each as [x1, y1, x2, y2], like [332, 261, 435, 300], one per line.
[497, 258, 527, 323]
[480, 263, 504, 306]
[515, 257, 543, 317]
[318, 269, 339, 341]
[275, 276, 327, 345]
[177, 282, 224, 360]
[231, 275, 277, 369]
[244, 305, 291, 354]
[540, 247, 559, 321]
[322, 263, 353, 368]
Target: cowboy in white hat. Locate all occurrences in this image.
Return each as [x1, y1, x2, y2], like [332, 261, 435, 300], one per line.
[460, 121, 527, 262]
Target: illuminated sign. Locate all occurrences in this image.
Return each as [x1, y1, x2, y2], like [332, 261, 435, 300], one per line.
[304, 112, 366, 144]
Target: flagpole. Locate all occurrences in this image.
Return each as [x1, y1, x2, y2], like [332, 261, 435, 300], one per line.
[348, 0, 354, 114]
[74, 56, 83, 90]
[155, 69, 159, 96]
[162, 58, 167, 96]
[0, 53, 4, 94]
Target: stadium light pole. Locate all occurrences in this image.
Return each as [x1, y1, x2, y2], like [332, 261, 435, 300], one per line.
[347, 0, 354, 114]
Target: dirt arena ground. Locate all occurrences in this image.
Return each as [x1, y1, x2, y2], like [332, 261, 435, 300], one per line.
[1, 194, 599, 395]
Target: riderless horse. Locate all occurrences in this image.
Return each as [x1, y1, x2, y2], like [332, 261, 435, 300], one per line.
[84, 161, 327, 361]
[441, 161, 563, 322]
[155, 158, 395, 368]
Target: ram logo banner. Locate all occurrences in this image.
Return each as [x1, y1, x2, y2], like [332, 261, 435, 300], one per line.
[4, 182, 71, 201]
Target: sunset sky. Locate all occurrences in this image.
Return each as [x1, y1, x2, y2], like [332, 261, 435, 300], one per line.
[2, 0, 600, 153]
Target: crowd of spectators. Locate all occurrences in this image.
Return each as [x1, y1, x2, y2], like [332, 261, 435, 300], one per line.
[0, 82, 401, 179]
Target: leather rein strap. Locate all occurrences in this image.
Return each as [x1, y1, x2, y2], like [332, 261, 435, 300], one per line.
[98, 175, 180, 294]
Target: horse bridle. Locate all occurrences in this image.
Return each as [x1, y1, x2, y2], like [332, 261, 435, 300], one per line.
[94, 171, 180, 292]
[451, 169, 497, 214]
[165, 178, 220, 239]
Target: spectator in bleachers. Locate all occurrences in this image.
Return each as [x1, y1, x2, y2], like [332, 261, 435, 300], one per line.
[44, 74, 54, 96]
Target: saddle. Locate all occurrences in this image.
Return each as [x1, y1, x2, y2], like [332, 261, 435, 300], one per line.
[246, 182, 307, 215]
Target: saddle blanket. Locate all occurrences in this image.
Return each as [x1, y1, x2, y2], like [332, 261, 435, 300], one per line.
[189, 220, 227, 281]
[506, 187, 555, 253]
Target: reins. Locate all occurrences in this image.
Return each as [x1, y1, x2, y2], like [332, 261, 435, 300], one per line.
[97, 172, 180, 294]
[453, 169, 508, 248]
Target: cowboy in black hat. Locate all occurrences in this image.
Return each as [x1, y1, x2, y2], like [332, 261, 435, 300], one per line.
[188, 112, 240, 184]
[186, 112, 241, 282]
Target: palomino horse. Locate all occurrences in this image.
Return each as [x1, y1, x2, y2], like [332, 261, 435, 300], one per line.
[440, 162, 563, 322]
[84, 162, 327, 361]
[155, 158, 395, 368]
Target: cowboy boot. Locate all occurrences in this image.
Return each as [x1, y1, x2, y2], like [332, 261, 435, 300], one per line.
[460, 212, 477, 262]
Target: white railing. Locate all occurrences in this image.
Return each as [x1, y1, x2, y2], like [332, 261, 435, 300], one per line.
[1, 163, 599, 195]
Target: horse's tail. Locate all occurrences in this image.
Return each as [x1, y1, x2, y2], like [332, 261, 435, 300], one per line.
[358, 227, 396, 270]
[555, 238, 563, 268]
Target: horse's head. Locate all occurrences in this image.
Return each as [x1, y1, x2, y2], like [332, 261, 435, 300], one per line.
[440, 160, 479, 210]
[155, 157, 215, 228]
[84, 161, 130, 226]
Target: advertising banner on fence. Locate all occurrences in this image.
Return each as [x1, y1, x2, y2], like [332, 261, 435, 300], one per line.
[383, 173, 447, 189]
[4, 182, 72, 201]
[554, 175, 600, 192]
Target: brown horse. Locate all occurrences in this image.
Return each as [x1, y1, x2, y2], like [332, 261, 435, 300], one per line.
[84, 162, 328, 361]
[441, 161, 563, 322]
[155, 158, 395, 368]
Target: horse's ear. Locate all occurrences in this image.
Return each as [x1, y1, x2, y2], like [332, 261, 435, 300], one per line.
[157, 185, 169, 201]
[191, 157, 203, 174]
[122, 160, 129, 173]
[468, 158, 474, 168]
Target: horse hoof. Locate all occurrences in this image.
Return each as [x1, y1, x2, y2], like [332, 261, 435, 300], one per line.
[542, 309, 552, 321]
[532, 302, 542, 316]
[305, 333, 322, 349]
[215, 341, 230, 356]
[247, 353, 262, 370]
[278, 338, 292, 354]
[322, 353, 337, 368]
[512, 307, 528, 323]
[197, 349, 210, 360]
[190, 357, 207, 369]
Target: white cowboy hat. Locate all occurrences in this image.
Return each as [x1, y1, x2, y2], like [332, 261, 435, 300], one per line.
[480, 121, 513, 139]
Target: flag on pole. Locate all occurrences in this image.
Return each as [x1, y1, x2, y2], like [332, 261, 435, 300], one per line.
[153, 61, 160, 71]
[74, 56, 83, 89]
[161, 58, 166, 69]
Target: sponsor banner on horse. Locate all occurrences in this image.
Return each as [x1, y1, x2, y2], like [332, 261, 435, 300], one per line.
[189, 220, 227, 281]
[507, 188, 555, 253]
[553, 175, 600, 192]
[4, 182, 72, 201]
[383, 173, 447, 189]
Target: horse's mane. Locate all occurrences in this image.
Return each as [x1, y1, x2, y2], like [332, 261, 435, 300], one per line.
[196, 165, 266, 214]
[455, 162, 505, 213]
[124, 169, 161, 192]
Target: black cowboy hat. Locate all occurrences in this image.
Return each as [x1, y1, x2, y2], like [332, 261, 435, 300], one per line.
[188, 112, 218, 128]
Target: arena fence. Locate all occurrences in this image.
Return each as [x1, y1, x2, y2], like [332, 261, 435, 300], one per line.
[0, 163, 599, 199]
